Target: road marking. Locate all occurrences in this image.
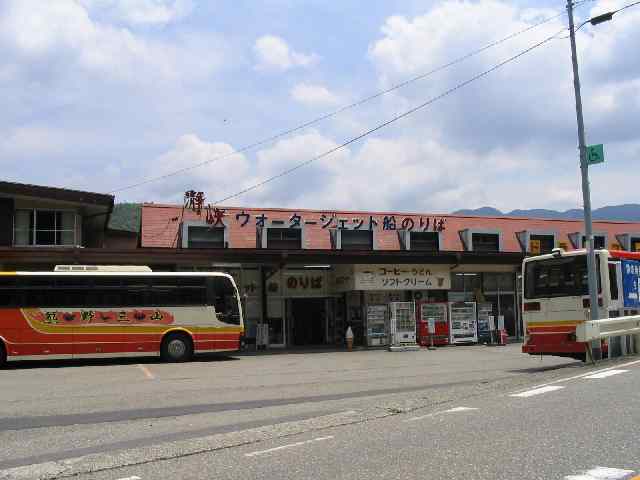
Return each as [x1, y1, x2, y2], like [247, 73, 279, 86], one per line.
[509, 385, 564, 398]
[565, 466, 635, 479]
[508, 358, 640, 396]
[137, 364, 155, 380]
[583, 369, 629, 379]
[115, 476, 142, 480]
[405, 406, 478, 422]
[244, 436, 334, 457]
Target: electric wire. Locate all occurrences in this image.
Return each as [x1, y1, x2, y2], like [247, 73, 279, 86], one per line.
[558, 0, 640, 37]
[213, 28, 566, 205]
[108, 9, 574, 195]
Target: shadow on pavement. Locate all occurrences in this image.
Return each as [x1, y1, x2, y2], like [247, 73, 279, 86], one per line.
[2, 353, 239, 370]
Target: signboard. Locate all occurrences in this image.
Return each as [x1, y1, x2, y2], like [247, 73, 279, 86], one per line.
[622, 260, 640, 309]
[354, 265, 451, 291]
[586, 144, 604, 165]
[283, 271, 326, 297]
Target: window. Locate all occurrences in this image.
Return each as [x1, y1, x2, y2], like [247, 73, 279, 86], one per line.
[410, 232, 439, 251]
[14, 209, 77, 246]
[582, 235, 606, 250]
[483, 273, 515, 292]
[530, 234, 555, 254]
[0, 275, 216, 309]
[187, 226, 225, 249]
[340, 230, 373, 250]
[207, 276, 240, 325]
[451, 273, 481, 292]
[524, 255, 601, 299]
[631, 237, 640, 252]
[472, 233, 500, 252]
[266, 228, 301, 249]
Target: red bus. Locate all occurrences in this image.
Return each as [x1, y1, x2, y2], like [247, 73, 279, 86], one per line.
[0, 266, 244, 366]
[522, 249, 640, 360]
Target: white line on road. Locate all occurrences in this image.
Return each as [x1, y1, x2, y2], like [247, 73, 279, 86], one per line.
[509, 385, 565, 398]
[508, 358, 640, 396]
[565, 466, 635, 479]
[115, 476, 142, 480]
[244, 436, 334, 457]
[405, 406, 479, 422]
[137, 364, 155, 380]
[583, 369, 629, 379]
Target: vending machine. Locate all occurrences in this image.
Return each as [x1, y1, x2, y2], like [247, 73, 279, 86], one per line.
[416, 301, 449, 346]
[366, 304, 388, 346]
[448, 301, 478, 344]
[477, 302, 494, 344]
[388, 302, 416, 346]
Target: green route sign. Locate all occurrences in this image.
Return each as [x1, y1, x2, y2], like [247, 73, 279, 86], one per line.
[586, 144, 605, 165]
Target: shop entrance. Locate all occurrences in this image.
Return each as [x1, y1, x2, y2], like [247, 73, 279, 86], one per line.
[287, 298, 328, 346]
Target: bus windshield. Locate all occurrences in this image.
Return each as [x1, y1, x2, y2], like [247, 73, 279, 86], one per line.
[524, 254, 601, 299]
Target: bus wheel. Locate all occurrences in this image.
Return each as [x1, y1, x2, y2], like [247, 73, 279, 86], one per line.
[0, 342, 6, 368]
[161, 333, 193, 363]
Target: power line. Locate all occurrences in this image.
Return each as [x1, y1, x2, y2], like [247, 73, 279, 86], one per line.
[108, 9, 573, 195]
[558, 0, 640, 37]
[213, 28, 566, 205]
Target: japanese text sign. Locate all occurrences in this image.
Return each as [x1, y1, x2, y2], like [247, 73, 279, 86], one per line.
[622, 260, 640, 309]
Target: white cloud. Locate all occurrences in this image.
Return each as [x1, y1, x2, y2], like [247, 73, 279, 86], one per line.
[291, 83, 340, 107]
[253, 35, 319, 71]
[0, 0, 222, 84]
[152, 134, 253, 203]
[0, 126, 70, 156]
[79, 0, 194, 26]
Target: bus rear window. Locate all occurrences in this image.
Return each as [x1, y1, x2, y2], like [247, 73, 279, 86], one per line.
[525, 255, 601, 299]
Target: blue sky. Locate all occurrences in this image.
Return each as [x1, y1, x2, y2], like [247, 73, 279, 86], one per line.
[1, 0, 638, 213]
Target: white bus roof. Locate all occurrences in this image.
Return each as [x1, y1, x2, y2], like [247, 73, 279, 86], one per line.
[54, 265, 152, 272]
[1, 270, 235, 279]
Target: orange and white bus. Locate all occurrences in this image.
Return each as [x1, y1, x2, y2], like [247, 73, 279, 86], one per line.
[522, 249, 640, 360]
[0, 266, 244, 366]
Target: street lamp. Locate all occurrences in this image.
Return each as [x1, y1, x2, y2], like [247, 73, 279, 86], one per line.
[566, 0, 636, 359]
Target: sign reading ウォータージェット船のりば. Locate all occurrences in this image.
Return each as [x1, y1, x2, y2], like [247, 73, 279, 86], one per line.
[182, 192, 447, 232]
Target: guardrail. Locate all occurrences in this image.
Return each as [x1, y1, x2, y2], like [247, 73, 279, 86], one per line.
[576, 315, 640, 342]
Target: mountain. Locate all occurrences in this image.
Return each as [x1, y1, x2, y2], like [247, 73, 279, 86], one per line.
[452, 204, 640, 222]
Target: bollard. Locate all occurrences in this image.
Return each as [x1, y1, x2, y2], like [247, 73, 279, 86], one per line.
[346, 326, 354, 351]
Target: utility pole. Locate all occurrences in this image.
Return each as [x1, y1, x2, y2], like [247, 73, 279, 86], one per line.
[567, 0, 601, 357]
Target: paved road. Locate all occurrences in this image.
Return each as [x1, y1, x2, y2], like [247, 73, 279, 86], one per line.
[2, 345, 634, 479]
[75, 357, 640, 480]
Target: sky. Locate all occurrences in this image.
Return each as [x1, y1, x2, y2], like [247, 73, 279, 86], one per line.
[1, 0, 638, 214]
